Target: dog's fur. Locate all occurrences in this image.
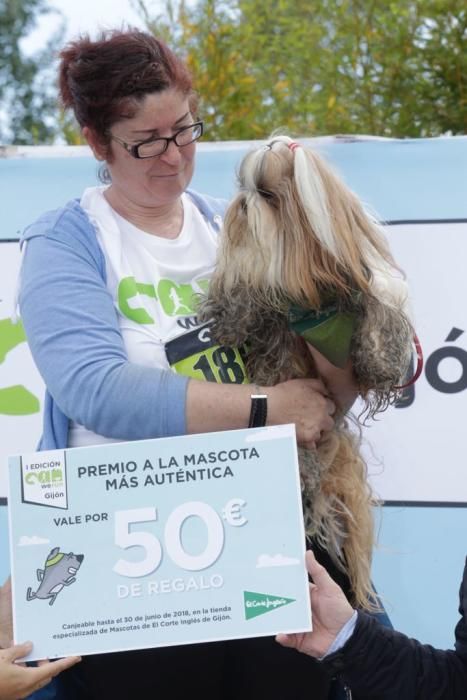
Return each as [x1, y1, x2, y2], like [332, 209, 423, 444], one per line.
[200, 136, 414, 608]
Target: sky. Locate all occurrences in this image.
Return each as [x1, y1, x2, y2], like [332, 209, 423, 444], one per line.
[24, 0, 161, 53]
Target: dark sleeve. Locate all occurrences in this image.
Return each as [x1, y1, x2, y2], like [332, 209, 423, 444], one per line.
[454, 560, 467, 656]
[322, 566, 467, 700]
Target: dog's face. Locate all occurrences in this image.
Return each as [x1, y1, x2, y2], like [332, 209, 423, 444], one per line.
[44, 547, 84, 582]
[64, 552, 84, 577]
[216, 141, 356, 309]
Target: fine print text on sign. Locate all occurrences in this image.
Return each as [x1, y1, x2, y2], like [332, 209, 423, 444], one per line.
[8, 424, 311, 660]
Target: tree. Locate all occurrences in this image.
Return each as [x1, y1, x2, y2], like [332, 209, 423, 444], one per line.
[0, 0, 63, 144]
[419, 0, 467, 135]
[134, 0, 261, 139]
[134, 0, 467, 139]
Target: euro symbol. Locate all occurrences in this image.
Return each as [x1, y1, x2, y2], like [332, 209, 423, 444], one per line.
[222, 498, 248, 527]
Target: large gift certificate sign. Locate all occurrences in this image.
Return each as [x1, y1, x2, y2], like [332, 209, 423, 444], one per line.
[8, 425, 311, 660]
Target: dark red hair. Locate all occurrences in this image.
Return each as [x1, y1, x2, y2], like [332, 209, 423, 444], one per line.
[59, 29, 195, 151]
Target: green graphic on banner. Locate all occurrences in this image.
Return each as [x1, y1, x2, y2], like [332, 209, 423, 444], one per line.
[0, 317, 27, 363]
[0, 317, 40, 415]
[0, 385, 40, 415]
[243, 591, 295, 620]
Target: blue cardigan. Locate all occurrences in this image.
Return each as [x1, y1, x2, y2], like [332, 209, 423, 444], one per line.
[19, 189, 227, 451]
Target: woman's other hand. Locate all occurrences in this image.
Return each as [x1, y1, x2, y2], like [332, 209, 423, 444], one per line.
[268, 378, 335, 448]
[0, 642, 81, 700]
[0, 578, 13, 649]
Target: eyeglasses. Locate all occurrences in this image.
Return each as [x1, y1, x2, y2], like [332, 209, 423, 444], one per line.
[109, 121, 204, 159]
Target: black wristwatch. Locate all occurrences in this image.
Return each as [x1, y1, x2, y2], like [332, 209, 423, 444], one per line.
[248, 386, 268, 428]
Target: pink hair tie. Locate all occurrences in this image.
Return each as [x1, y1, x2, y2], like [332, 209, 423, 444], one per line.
[288, 141, 300, 152]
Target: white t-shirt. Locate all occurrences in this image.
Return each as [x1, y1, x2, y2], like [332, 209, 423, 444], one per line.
[68, 186, 219, 447]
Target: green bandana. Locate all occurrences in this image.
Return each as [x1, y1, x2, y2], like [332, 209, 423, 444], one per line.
[288, 303, 356, 368]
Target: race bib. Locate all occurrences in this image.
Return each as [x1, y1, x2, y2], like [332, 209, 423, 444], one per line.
[165, 323, 248, 384]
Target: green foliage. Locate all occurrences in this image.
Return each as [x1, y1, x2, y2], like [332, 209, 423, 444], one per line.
[0, 0, 63, 144]
[419, 0, 467, 135]
[135, 0, 467, 139]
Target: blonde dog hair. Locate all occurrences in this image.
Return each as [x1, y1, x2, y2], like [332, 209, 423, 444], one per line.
[219, 135, 410, 317]
[200, 135, 414, 609]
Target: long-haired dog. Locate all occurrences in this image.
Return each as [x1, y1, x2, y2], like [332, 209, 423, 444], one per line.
[200, 136, 415, 609]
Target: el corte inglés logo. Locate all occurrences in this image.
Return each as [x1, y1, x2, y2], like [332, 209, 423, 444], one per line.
[243, 590, 295, 620]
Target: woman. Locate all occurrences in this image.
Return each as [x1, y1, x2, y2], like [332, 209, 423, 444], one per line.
[19, 29, 348, 700]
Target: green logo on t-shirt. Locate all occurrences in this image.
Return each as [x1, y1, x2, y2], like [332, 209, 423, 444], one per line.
[118, 276, 209, 324]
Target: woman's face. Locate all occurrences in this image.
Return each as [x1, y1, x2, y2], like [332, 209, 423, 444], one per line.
[105, 88, 197, 209]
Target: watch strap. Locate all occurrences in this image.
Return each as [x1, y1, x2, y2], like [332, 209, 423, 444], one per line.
[248, 389, 268, 428]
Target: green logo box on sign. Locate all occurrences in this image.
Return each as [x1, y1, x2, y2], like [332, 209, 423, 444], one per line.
[8, 425, 311, 660]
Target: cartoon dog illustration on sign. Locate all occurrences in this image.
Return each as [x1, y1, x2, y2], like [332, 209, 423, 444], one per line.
[26, 547, 84, 606]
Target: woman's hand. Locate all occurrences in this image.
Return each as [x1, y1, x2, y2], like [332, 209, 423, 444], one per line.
[276, 550, 354, 658]
[186, 376, 335, 447]
[268, 378, 335, 448]
[0, 642, 81, 700]
[306, 343, 359, 414]
[0, 578, 13, 650]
